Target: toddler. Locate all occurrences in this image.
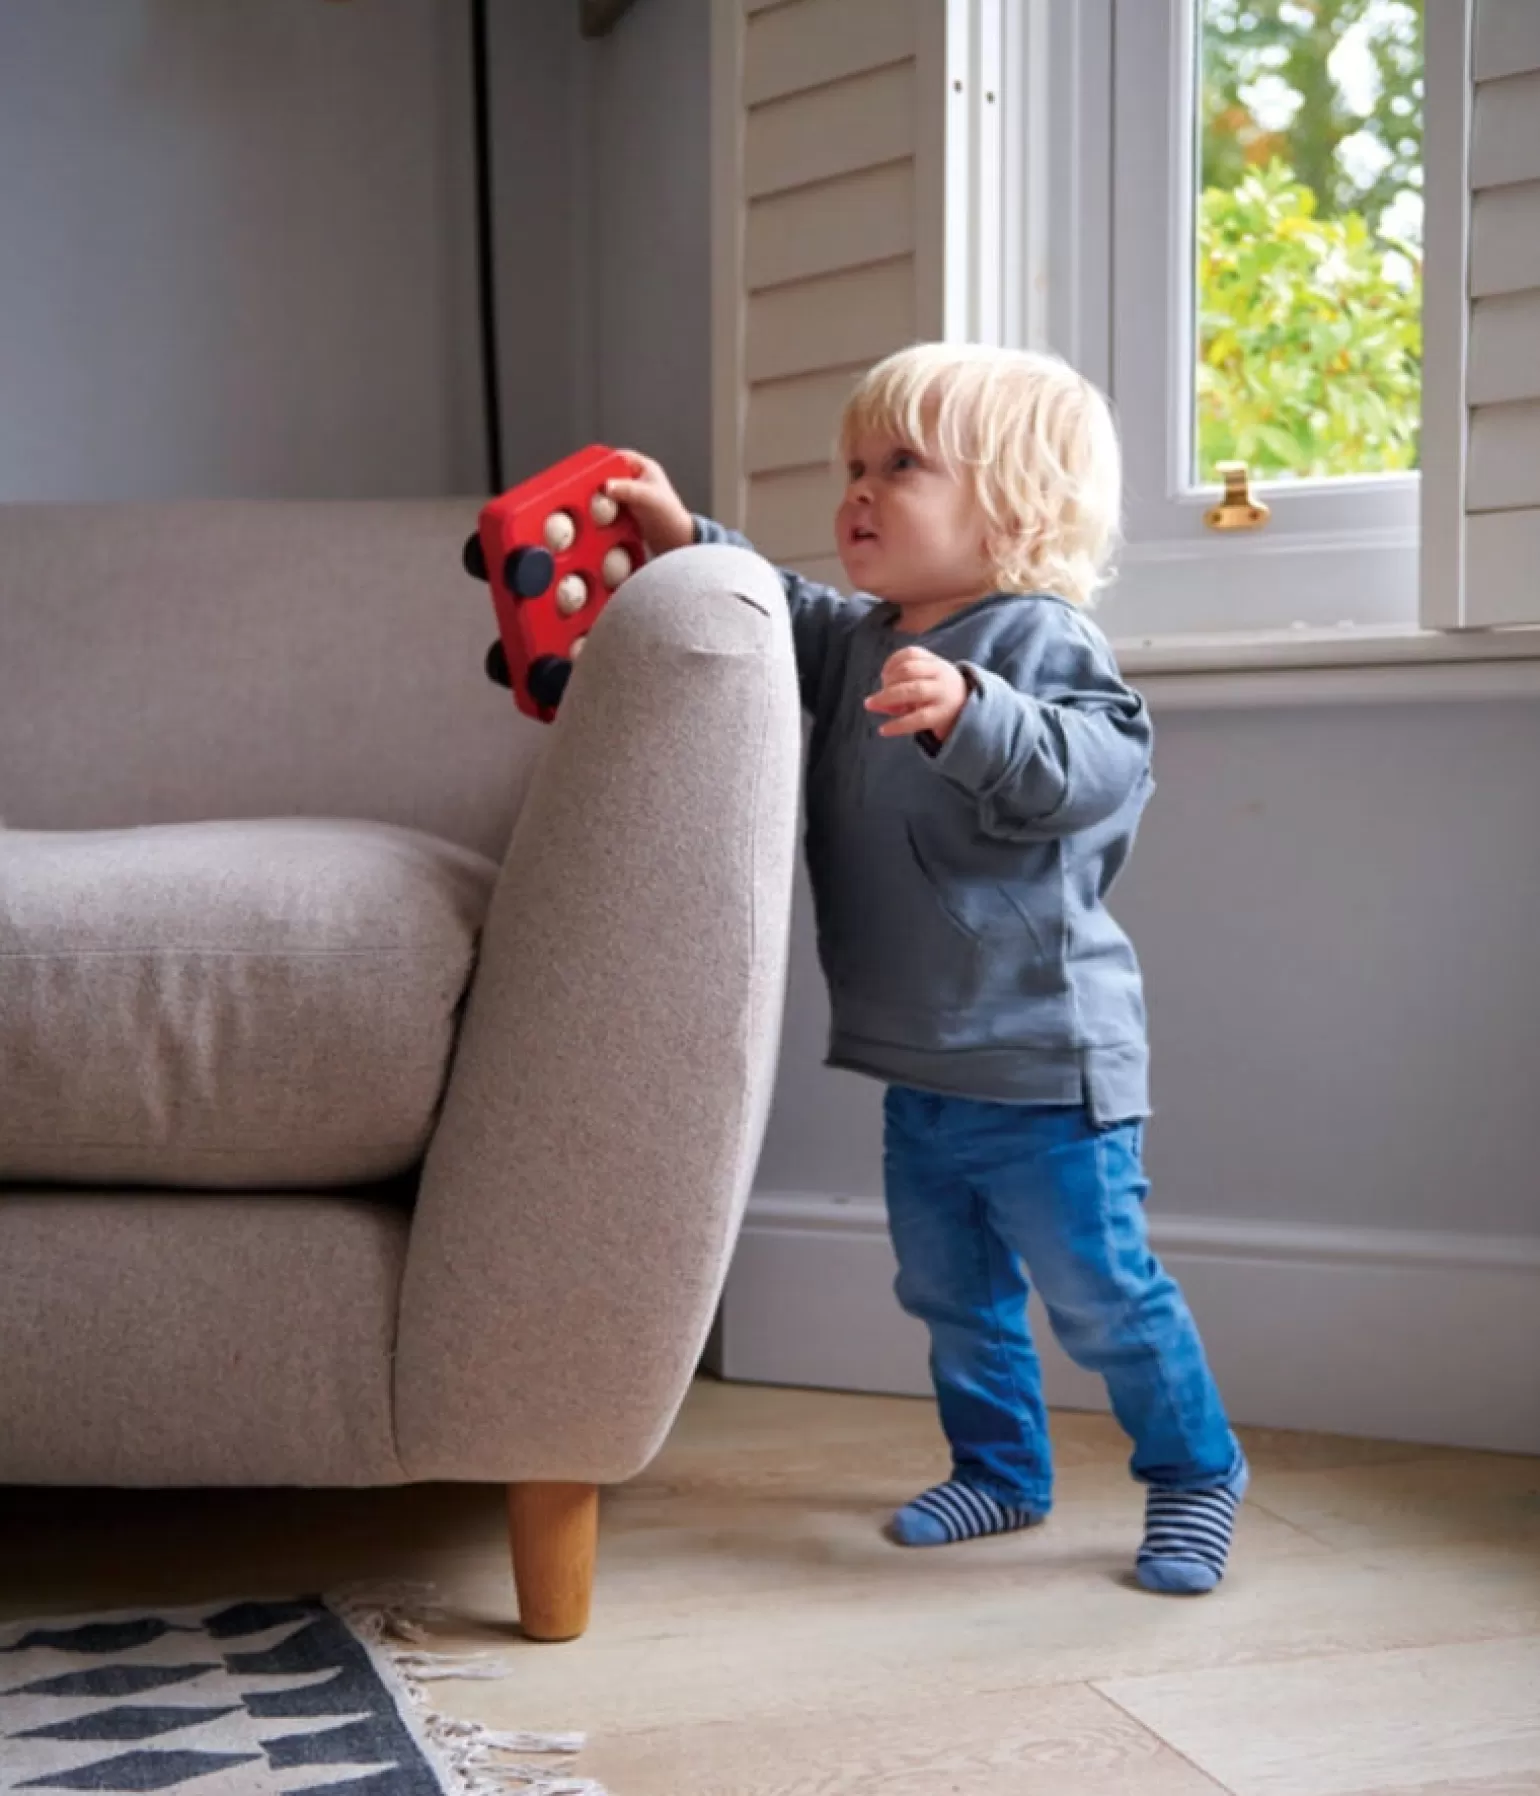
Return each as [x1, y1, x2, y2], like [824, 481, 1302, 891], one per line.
[608, 343, 1246, 1594]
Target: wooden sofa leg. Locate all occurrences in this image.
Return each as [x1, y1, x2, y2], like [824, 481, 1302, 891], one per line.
[507, 1481, 599, 1642]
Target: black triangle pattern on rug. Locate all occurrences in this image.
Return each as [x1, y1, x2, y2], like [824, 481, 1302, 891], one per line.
[202, 1601, 318, 1640]
[0, 1598, 445, 1794]
[0, 1623, 196, 1659]
[17, 1748, 264, 1792]
[13, 1706, 243, 1744]
[3, 1668, 220, 1703]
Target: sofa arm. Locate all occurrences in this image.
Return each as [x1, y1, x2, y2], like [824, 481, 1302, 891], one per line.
[393, 545, 800, 1483]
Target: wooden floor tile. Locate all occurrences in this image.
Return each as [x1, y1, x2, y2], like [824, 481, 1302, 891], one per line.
[1248, 1455, 1540, 1551]
[1097, 1636, 1540, 1796]
[1344, 1782, 1540, 1795]
[575, 1683, 1229, 1796]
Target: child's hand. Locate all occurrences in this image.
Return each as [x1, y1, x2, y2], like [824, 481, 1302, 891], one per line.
[865, 646, 970, 742]
[604, 452, 696, 558]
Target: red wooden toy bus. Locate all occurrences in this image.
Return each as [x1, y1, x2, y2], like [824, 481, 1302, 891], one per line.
[463, 444, 645, 722]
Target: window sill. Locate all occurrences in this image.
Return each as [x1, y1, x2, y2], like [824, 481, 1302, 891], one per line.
[1114, 623, 1540, 711]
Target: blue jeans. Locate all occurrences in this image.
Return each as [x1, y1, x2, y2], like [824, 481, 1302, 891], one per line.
[883, 1087, 1241, 1512]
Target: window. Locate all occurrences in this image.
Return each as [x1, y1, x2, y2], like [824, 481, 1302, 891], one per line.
[1096, 0, 1425, 640]
[1193, 0, 1424, 489]
[711, 0, 1540, 649]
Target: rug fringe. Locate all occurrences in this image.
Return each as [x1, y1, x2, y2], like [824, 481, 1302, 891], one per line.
[328, 1584, 606, 1796]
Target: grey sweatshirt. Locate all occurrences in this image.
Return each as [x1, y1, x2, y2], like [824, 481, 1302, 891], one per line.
[696, 518, 1155, 1121]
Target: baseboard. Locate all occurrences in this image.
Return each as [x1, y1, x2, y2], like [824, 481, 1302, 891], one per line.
[719, 1192, 1540, 1454]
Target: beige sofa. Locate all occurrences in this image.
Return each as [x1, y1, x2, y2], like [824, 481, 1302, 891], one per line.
[0, 500, 800, 1639]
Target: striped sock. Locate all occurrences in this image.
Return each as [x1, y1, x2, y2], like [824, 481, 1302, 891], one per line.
[1135, 1464, 1249, 1594]
[888, 1479, 1045, 1548]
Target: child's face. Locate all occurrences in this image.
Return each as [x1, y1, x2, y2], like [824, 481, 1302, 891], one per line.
[836, 429, 994, 610]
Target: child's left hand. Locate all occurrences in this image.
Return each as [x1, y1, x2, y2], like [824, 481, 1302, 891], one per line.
[865, 646, 970, 742]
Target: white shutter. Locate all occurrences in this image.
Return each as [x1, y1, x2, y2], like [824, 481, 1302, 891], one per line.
[1423, 0, 1540, 628]
[711, 0, 948, 588]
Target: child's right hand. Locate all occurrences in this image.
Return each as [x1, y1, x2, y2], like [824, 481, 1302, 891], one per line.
[606, 452, 696, 559]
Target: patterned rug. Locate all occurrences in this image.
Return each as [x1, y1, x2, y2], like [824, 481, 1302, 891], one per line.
[0, 1595, 605, 1795]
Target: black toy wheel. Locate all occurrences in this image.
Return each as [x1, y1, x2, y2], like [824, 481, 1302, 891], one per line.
[527, 655, 573, 711]
[505, 546, 555, 599]
[484, 639, 512, 689]
[462, 532, 488, 581]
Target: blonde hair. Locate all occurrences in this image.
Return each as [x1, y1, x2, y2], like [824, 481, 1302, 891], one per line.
[839, 343, 1121, 606]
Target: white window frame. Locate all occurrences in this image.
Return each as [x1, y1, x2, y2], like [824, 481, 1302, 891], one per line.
[1416, 0, 1469, 632]
[948, 0, 1540, 669]
[1105, 0, 1423, 641]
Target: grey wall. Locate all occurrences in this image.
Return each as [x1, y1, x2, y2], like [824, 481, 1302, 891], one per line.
[0, 0, 710, 505]
[758, 698, 1540, 1240]
[580, 0, 713, 512]
[483, 0, 587, 487]
[488, 0, 712, 507]
[0, 0, 482, 500]
[1117, 700, 1540, 1237]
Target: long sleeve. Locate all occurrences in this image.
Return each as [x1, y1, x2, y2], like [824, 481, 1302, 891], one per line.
[926, 617, 1152, 842]
[693, 516, 873, 709]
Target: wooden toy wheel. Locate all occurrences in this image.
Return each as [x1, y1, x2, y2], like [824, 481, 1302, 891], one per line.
[485, 639, 512, 689]
[527, 655, 573, 711]
[505, 546, 555, 598]
[463, 532, 488, 581]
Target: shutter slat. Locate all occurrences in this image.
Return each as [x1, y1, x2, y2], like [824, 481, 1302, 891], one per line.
[1470, 68, 1540, 190]
[1466, 508, 1540, 624]
[747, 160, 915, 292]
[1473, 0, 1540, 82]
[746, 62, 917, 199]
[714, 0, 937, 549]
[746, 367, 863, 474]
[747, 464, 840, 561]
[746, 257, 915, 383]
[1467, 291, 1540, 407]
[1467, 401, 1540, 512]
[745, 0, 916, 107]
[1416, 0, 1540, 627]
[1470, 181, 1540, 296]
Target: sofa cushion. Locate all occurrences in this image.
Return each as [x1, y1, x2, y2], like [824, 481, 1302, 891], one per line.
[0, 820, 497, 1190]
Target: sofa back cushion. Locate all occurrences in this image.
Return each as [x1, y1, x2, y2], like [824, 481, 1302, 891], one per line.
[0, 500, 540, 859]
[0, 819, 496, 1190]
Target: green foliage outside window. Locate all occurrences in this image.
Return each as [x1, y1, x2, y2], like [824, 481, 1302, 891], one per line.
[1196, 0, 1423, 481]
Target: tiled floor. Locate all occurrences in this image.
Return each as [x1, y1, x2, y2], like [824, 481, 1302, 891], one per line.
[4, 1379, 1538, 1794]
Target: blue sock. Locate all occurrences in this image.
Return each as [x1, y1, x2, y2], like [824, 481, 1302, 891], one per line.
[888, 1479, 1045, 1547]
[1135, 1463, 1249, 1594]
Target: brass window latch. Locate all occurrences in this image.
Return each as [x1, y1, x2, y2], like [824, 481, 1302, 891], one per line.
[1204, 462, 1271, 531]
